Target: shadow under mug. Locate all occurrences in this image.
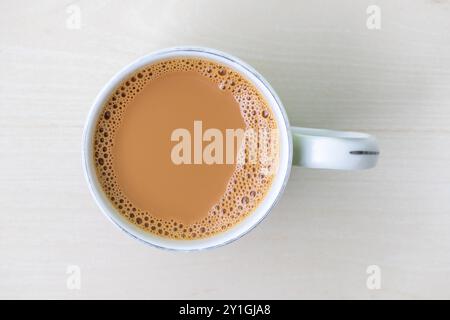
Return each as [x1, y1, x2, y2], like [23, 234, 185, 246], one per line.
[82, 47, 379, 251]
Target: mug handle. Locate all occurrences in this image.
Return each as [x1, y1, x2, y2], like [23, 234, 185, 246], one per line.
[291, 127, 379, 170]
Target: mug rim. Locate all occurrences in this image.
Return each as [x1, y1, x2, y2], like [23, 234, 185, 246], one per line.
[82, 46, 293, 251]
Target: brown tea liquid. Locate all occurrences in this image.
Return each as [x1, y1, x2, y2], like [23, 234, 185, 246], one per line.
[93, 58, 278, 239]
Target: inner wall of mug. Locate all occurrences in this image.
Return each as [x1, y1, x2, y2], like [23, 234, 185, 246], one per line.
[82, 47, 292, 250]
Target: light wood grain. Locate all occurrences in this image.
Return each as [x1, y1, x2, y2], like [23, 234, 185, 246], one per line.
[1, 0, 450, 299]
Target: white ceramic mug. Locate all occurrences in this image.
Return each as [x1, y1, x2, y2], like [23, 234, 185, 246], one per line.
[82, 47, 379, 251]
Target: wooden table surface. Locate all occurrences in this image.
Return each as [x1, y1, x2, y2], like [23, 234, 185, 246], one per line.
[1, 0, 450, 299]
